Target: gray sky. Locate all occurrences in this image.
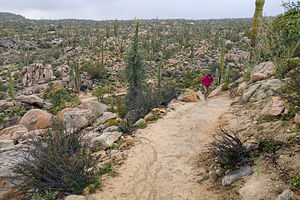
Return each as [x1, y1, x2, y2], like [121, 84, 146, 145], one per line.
[1, 0, 285, 20]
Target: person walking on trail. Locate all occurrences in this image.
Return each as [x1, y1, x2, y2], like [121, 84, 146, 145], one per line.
[201, 73, 214, 99]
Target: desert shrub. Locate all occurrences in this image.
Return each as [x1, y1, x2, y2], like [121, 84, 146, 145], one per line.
[92, 86, 109, 100]
[9, 122, 99, 199]
[257, 139, 284, 153]
[107, 119, 119, 127]
[0, 92, 6, 100]
[0, 80, 7, 92]
[210, 127, 251, 170]
[222, 82, 229, 91]
[81, 60, 108, 80]
[119, 119, 135, 134]
[115, 96, 127, 118]
[43, 83, 80, 114]
[280, 66, 300, 106]
[53, 51, 60, 59]
[13, 72, 20, 80]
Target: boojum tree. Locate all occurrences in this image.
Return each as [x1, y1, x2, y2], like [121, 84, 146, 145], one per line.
[125, 20, 146, 111]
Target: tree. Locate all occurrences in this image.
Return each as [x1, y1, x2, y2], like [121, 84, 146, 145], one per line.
[125, 21, 146, 112]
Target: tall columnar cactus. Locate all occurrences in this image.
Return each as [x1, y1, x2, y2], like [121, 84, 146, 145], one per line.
[106, 23, 110, 39]
[225, 66, 230, 83]
[215, 68, 219, 86]
[157, 56, 163, 89]
[8, 69, 15, 99]
[251, 0, 265, 48]
[114, 20, 119, 37]
[70, 61, 81, 93]
[101, 41, 104, 67]
[219, 39, 225, 84]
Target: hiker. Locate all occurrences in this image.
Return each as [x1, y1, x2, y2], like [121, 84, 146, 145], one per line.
[201, 73, 214, 99]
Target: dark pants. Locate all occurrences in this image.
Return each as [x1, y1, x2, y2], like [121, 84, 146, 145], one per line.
[203, 85, 209, 99]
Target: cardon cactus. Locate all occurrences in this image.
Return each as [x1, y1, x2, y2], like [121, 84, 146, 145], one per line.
[251, 0, 265, 48]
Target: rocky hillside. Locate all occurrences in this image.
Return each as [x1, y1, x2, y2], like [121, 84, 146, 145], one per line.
[0, 12, 26, 21]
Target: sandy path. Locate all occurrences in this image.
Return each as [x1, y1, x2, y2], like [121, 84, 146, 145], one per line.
[91, 94, 231, 200]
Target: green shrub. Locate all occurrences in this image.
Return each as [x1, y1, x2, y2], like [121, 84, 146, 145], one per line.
[81, 61, 108, 80]
[150, 112, 158, 121]
[0, 92, 6, 100]
[53, 51, 60, 59]
[13, 72, 20, 80]
[43, 83, 80, 114]
[280, 66, 300, 106]
[92, 86, 109, 100]
[0, 80, 7, 92]
[222, 82, 229, 90]
[257, 139, 284, 153]
[10, 122, 99, 198]
[107, 119, 119, 127]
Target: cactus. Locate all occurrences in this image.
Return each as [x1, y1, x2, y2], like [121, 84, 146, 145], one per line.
[8, 69, 15, 99]
[101, 41, 104, 67]
[114, 20, 119, 37]
[106, 23, 110, 39]
[157, 56, 163, 89]
[251, 0, 265, 48]
[70, 61, 81, 93]
[215, 68, 219, 86]
[219, 39, 225, 84]
[225, 66, 230, 83]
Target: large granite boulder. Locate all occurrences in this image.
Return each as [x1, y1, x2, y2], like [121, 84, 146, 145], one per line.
[19, 109, 53, 131]
[77, 101, 109, 118]
[57, 108, 94, 131]
[261, 97, 285, 117]
[251, 61, 276, 82]
[178, 89, 199, 102]
[16, 94, 46, 108]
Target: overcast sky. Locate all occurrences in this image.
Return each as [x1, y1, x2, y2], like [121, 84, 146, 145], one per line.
[1, 0, 285, 20]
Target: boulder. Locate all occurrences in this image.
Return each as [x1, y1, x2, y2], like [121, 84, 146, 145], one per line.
[261, 97, 285, 117]
[239, 174, 278, 200]
[0, 100, 14, 112]
[237, 82, 248, 95]
[241, 83, 261, 103]
[77, 101, 109, 118]
[208, 84, 223, 98]
[57, 108, 93, 131]
[178, 89, 199, 102]
[19, 109, 53, 131]
[90, 131, 122, 150]
[103, 125, 119, 133]
[0, 125, 28, 140]
[22, 63, 55, 87]
[64, 195, 85, 200]
[295, 113, 300, 129]
[133, 118, 146, 127]
[196, 90, 205, 101]
[277, 190, 293, 200]
[251, 61, 276, 82]
[16, 94, 45, 108]
[252, 79, 282, 101]
[222, 166, 253, 186]
[96, 112, 117, 124]
[144, 113, 153, 121]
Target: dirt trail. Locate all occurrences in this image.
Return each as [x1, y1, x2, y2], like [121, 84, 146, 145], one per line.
[91, 94, 231, 200]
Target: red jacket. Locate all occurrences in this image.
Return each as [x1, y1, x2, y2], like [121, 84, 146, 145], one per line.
[201, 75, 214, 86]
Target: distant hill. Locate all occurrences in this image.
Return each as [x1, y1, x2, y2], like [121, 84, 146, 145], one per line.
[0, 12, 26, 20]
